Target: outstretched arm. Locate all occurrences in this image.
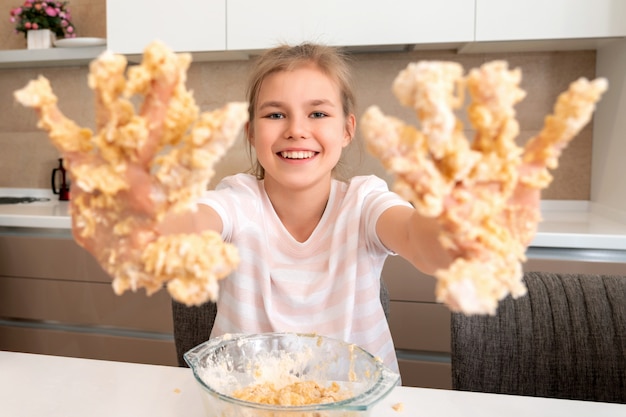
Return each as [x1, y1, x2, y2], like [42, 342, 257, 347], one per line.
[364, 60, 607, 314]
[15, 41, 247, 306]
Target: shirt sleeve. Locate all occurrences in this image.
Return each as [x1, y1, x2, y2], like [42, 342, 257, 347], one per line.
[359, 176, 413, 256]
[196, 174, 258, 242]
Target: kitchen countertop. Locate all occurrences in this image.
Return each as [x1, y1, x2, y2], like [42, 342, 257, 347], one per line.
[1, 188, 626, 251]
[1, 351, 623, 417]
[533, 200, 626, 251]
[0, 188, 70, 229]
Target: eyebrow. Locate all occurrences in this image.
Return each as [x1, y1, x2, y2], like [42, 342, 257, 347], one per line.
[258, 99, 336, 110]
[258, 101, 283, 110]
[308, 99, 335, 107]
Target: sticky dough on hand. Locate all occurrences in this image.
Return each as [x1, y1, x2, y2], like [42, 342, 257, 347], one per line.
[361, 60, 607, 315]
[14, 41, 247, 306]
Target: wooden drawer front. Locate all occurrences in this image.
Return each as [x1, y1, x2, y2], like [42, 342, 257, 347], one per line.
[389, 301, 451, 353]
[382, 256, 437, 303]
[383, 253, 626, 304]
[524, 257, 626, 275]
[0, 325, 177, 366]
[0, 276, 173, 333]
[0, 234, 111, 283]
[398, 359, 451, 389]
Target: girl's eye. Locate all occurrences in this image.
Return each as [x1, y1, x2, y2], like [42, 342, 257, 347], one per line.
[265, 113, 284, 119]
[310, 111, 327, 119]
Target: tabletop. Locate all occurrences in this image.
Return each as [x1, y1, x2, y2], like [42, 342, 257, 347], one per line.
[1, 351, 624, 417]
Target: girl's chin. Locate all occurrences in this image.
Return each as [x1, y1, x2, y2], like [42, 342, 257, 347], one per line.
[264, 171, 331, 188]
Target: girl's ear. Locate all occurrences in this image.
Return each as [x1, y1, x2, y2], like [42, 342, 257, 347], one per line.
[245, 121, 254, 146]
[343, 113, 356, 147]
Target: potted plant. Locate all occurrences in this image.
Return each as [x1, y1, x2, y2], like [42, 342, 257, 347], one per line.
[9, 1, 76, 49]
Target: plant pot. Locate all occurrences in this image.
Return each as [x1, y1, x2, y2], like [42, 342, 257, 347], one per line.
[27, 29, 56, 49]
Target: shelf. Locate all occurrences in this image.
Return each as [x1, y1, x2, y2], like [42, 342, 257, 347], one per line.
[0, 46, 253, 69]
[0, 46, 106, 69]
[2, 37, 624, 69]
[457, 37, 623, 54]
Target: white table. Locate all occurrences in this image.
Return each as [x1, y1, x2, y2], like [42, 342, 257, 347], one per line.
[0, 351, 623, 417]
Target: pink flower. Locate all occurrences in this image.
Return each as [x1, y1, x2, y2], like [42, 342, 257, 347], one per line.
[12, 0, 75, 36]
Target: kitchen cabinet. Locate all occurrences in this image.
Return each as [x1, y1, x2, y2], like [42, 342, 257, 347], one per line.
[5, 0, 626, 68]
[226, 0, 475, 51]
[382, 256, 452, 389]
[475, 0, 626, 42]
[0, 229, 177, 366]
[106, 0, 226, 54]
[110, 0, 476, 54]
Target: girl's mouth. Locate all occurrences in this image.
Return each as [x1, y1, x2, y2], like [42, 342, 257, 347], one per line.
[279, 150, 318, 160]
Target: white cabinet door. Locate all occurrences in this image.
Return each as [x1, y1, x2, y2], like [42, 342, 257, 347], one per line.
[107, 0, 226, 54]
[226, 0, 474, 51]
[476, 0, 626, 41]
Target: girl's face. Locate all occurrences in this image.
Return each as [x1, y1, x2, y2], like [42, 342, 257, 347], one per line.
[249, 64, 355, 192]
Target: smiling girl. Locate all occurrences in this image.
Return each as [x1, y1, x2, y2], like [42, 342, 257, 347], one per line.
[155, 42, 540, 374]
[58, 42, 541, 374]
[186, 44, 432, 372]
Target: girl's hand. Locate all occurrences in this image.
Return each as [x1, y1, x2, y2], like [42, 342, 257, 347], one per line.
[362, 60, 607, 314]
[15, 41, 247, 305]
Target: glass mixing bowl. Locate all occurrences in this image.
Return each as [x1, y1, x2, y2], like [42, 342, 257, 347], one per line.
[184, 332, 400, 417]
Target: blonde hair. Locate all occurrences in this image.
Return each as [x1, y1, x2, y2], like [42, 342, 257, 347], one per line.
[245, 43, 356, 179]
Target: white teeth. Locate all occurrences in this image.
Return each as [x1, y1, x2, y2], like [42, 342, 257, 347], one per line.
[280, 151, 315, 159]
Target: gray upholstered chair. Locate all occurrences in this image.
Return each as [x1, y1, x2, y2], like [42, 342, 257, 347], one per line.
[172, 279, 392, 367]
[172, 299, 218, 367]
[450, 271, 626, 404]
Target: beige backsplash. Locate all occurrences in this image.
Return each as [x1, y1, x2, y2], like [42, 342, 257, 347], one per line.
[0, 1, 596, 199]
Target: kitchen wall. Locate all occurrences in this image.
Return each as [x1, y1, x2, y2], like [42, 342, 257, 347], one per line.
[0, 0, 597, 199]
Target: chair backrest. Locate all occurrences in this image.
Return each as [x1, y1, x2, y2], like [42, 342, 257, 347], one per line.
[171, 300, 217, 367]
[450, 271, 626, 404]
[172, 278, 392, 367]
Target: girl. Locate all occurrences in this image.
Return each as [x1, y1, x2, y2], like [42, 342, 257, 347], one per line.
[165, 43, 538, 373]
[74, 43, 540, 374]
[192, 44, 441, 373]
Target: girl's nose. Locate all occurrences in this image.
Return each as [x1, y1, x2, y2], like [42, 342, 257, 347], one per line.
[285, 116, 308, 140]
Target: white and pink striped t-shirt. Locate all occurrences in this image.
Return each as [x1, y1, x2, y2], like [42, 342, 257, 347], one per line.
[197, 173, 411, 373]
